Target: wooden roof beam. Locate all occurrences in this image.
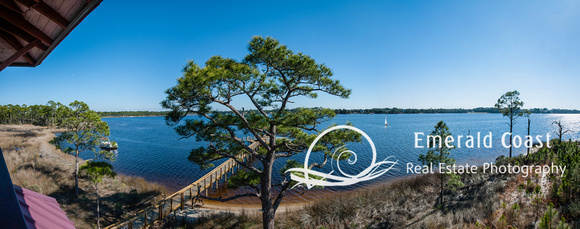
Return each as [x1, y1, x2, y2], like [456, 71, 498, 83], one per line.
[0, 17, 48, 51]
[0, 0, 23, 13]
[0, 30, 35, 65]
[0, 39, 39, 71]
[0, 4, 53, 45]
[14, 0, 70, 28]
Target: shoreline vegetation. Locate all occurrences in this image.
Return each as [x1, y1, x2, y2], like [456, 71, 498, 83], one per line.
[93, 107, 580, 118]
[163, 140, 580, 229]
[0, 125, 168, 228]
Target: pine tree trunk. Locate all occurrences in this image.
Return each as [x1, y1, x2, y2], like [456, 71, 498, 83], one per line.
[509, 120, 513, 158]
[440, 149, 444, 209]
[527, 118, 530, 157]
[261, 154, 275, 229]
[96, 183, 100, 229]
[75, 149, 79, 197]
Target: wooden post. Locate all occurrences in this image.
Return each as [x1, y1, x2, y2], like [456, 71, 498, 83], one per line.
[128, 221, 133, 229]
[190, 188, 194, 206]
[180, 192, 184, 210]
[216, 168, 220, 188]
[205, 178, 208, 196]
[144, 213, 148, 227]
[158, 204, 163, 220]
[170, 198, 173, 212]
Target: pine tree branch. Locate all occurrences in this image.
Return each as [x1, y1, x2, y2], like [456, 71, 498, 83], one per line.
[214, 99, 272, 151]
[272, 179, 292, 213]
[309, 154, 329, 169]
[200, 113, 265, 161]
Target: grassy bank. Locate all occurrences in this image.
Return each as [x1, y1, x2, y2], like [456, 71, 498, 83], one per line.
[0, 125, 169, 228]
[165, 142, 580, 228]
[170, 172, 512, 228]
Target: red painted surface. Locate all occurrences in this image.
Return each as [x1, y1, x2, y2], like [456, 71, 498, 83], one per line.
[13, 185, 75, 229]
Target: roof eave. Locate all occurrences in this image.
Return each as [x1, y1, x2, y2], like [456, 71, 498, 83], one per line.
[34, 0, 103, 67]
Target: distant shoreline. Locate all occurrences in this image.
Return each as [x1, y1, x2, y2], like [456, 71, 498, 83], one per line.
[97, 111, 170, 118]
[333, 107, 580, 115]
[98, 109, 580, 118]
[101, 115, 166, 118]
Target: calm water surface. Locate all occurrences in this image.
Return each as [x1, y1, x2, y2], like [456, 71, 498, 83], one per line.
[91, 114, 580, 193]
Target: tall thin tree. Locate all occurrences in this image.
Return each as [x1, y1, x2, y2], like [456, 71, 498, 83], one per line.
[80, 161, 116, 229]
[495, 90, 530, 158]
[51, 101, 110, 197]
[418, 121, 460, 209]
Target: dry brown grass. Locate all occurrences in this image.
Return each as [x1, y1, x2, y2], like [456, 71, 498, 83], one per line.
[1, 125, 74, 195]
[0, 125, 168, 229]
[171, 166, 546, 229]
[275, 165, 551, 229]
[289, 173, 444, 228]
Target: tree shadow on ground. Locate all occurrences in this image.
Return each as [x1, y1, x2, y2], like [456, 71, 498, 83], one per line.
[48, 183, 163, 227]
[100, 190, 162, 226]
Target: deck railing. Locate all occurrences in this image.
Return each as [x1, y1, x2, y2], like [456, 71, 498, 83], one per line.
[104, 139, 262, 229]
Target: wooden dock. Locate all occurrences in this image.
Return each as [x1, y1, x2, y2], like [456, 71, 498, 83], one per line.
[104, 139, 261, 229]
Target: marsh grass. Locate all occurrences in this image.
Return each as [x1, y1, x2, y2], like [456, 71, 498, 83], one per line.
[0, 125, 168, 228]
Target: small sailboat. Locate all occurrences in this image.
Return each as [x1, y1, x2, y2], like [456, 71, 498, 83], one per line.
[384, 115, 388, 126]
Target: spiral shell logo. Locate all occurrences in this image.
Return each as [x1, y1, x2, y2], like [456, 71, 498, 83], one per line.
[285, 125, 398, 189]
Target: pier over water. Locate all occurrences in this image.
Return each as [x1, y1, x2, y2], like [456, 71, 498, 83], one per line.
[104, 139, 261, 229]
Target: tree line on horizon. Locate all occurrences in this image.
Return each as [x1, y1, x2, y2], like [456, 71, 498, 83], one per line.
[91, 107, 580, 117]
[0, 103, 170, 124]
[0, 101, 69, 126]
[334, 107, 580, 114]
[2, 103, 579, 121]
[96, 110, 170, 117]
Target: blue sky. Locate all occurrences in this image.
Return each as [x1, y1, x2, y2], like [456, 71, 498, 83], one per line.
[1, 0, 579, 111]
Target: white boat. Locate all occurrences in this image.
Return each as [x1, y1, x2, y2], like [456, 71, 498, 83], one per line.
[99, 137, 118, 150]
[384, 115, 388, 126]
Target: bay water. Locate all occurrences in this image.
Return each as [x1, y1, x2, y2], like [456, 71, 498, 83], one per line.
[94, 114, 580, 193]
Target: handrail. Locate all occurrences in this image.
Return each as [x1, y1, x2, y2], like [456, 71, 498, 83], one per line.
[104, 139, 263, 229]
